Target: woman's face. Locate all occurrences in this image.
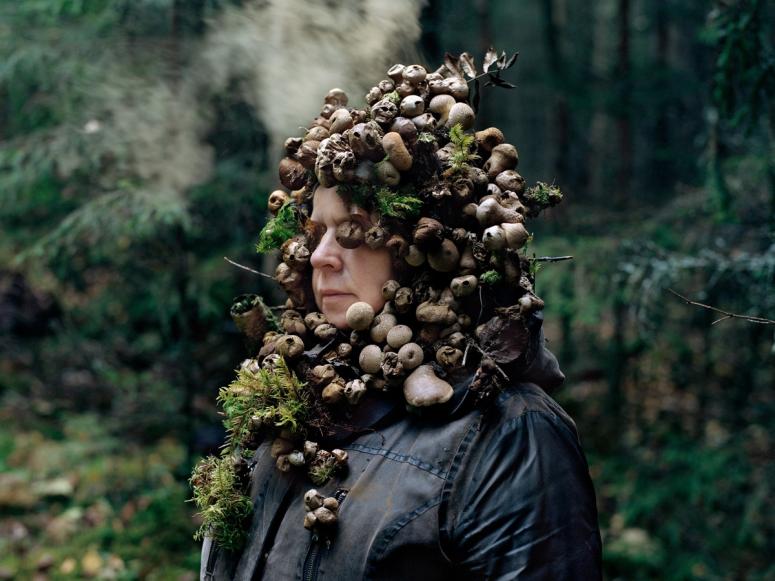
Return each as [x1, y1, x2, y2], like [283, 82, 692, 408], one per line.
[309, 186, 394, 329]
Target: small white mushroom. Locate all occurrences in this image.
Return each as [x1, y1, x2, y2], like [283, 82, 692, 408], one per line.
[397, 342, 424, 370]
[386, 324, 413, 348]
[450, 275, 478, 297]
[346, 301, 375, 331]
[359, 344, 384, 374]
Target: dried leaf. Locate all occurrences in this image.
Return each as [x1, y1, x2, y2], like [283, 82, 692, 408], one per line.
[458, 52, 477, 78]
[496, 51, 507, 70]
[444, 52, 462, 78]
[488, 74, 517, 89]
[483, 47, 498, 73]
[472, 78, 481, 113]
[478, 315, 529, 364]
[504, 52, 519, 70]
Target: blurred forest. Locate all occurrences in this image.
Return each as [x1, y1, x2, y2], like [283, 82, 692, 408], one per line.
[1, 0, 773, 578]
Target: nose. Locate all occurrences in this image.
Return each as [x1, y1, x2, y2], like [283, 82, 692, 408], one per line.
[310, 228, 343, 271]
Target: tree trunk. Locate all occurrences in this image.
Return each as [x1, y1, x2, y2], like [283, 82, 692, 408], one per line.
[615, 0, 632, 204]
[542, 0, 571, 189]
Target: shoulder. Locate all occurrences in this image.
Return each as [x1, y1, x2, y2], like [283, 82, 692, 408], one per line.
[438, 382, 601, 578]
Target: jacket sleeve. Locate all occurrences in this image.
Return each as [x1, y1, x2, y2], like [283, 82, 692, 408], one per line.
[439, 408, 602, 580]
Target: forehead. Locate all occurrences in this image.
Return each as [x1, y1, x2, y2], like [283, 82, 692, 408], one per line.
[310, 186, 369, 222]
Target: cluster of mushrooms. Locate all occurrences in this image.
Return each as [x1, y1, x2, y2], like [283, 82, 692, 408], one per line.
[236, 52, 562, 536]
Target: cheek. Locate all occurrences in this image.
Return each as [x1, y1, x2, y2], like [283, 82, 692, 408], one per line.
[352, 249, 394, 311]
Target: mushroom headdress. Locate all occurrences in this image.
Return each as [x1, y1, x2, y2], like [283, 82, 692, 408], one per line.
[191, 49, 565, 549]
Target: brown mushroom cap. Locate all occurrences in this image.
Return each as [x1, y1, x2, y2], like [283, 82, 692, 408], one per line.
[403, 364, 454, 407]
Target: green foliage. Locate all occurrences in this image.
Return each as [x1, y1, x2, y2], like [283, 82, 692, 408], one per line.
[373, 187, 423, 219]
[189, 358, 309, 549]
[189, 455, 253, 551]
[707, 0, 775, 130]
[446, 123, 479, 175]
[256, 202, 300, 253]
[309, 459, 338, 486]
[217, 357, 309, 449]
[383, 90, 401, 104]
[479, 269, 502, 285]
[339, 183, 423, 219]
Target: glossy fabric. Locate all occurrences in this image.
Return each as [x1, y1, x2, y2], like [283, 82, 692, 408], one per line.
[200, 342, 602, 580]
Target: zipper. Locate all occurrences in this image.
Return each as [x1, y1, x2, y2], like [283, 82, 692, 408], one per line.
[301, 488, 348, 581]
[203, 538, 219, 579]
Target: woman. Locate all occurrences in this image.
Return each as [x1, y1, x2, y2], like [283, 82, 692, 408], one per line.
[195, 54, 602, 580]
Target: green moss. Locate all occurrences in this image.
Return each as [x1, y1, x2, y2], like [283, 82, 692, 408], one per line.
[255, 202, 300, 253]
[189, 456, 253, 551]
[479, 270, 502, 285]
[447, 123, 479, 175]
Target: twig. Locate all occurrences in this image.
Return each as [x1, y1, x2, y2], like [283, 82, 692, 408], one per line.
[224, 257, 275, 281]
[667, 289, 775, 325]
[534, 255, 574, 263]
[466, 340, 510, 381]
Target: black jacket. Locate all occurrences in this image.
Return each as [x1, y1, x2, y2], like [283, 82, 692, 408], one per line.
[200, 340, 602, 580]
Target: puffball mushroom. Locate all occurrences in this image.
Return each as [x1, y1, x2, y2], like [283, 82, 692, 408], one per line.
[397, 342, 424, 370]
[387, 64, 405, 82]
[502, 222, 529, 249]
[403, 64, 427, 85]
[412, 217, 445, 250]
[370, 313, 397, 343]
[267, 190, 289, 214]
[274, 334, 304, 359]
[371, 99, 398, 125]
[335, 220, 365, 249]
[436, 345, 464, 369]
[325, 88, 349, 107]
[381, 280, 400, 300]
[403, 364, 454, 407]
[427, 239, 460, 272]
[450, 275, 478, 297]
[400, 95, 424, 117]
[415, 301, 457, 325]
[328, 108, 354, 134]
[475, 197, 524, 228]
[483, 225, 506, 251]
[405, 245, 426, 267]
[365, 225, 387, 249]
[322, 380, 346, 404]
[446, 77, 470, 100]
[345, 302, 375, 331]
[375, 160, 401, 186]
[278, 157, 307, 190]
[358, 344, 383, 374]
[314, 323, 338, 341]
[484, 144, 518, 180]
[475, 127, 505, 152]
[386, 325, 413, 348]
[382, 132, 413, 171]
[495, 170, 526, 195]
[428, 94, 455, 125]
[446, 102, 475, 130]
[344, 379, 367, 405]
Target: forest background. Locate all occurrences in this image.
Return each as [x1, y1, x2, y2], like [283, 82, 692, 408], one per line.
[1, 0, 773, 579]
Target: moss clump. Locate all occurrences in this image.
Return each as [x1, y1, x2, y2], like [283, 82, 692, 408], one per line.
[524, 182, 563, 211]
[190, 456, 253, 551]
[256, 202, 300, 253]
[218, 357, 309, 449]
[339, 183, 423, 220]
[190, 357, 309, 550]
[479, 270, 502, 285]
[446, 123, 479, 176]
